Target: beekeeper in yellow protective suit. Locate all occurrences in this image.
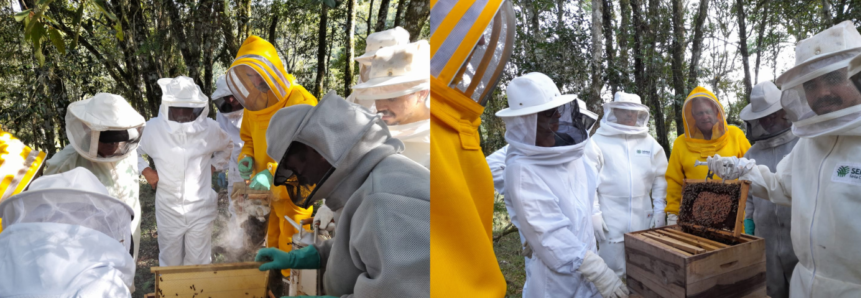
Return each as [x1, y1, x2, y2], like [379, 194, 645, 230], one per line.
[0, 128, 45, 233]
[225, 36, 317, 281]
[430, 0, 515, 296]
[664, 87, 751, 224]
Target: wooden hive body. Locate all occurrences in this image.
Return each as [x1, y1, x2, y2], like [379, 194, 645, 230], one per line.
[147, 262, 269, 298]
[625, 179, 766, 297]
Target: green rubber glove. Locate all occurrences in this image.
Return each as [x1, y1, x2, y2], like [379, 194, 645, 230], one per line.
[744, 218, 755, 235]
[255, 246, 321, 271]
[238, 156, 254, 180]
[248, 170, 274, 191]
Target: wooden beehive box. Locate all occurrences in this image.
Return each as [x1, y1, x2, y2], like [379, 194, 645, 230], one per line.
[624, 179, 766, 297]
[148, 262, 269, 298]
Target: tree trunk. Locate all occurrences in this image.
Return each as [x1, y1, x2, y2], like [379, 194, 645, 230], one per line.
[367, 0, 375, 37]
[216, 0, 239, 66]
[754, 2, 769, 83]
[821, 0, 832, 28]
[403, 0, 429, 41]
[394, 0, 407, 28]
[589, 0, 604, 113]
[314, 3, 329, 98]
[602, 0, 617, 95]
[631, 0, 669, 155]
[670, 0, 686, 136]
[736, 0, 752, 104]
[345, 0, 356, 96]
[375, 0, 391, 32]
[618, 0, 631, 90]
[268, 2, 280, 45]
[686, 0, 710, 92]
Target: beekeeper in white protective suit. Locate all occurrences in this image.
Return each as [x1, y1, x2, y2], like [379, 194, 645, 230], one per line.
[137, 76, 233, 266]
[486, 98, 602, 196]
[211, 75, 245, 198]
[707, 21, 861, 298]
[591, 91, 668, 279]
[348, 26, 410, 108]
[253, 92, 429, 296]
[496, 72, 627, 298]
[43, 93, 145, 262]
[0, 168, 135, 297]
[738, 81, 799, 298]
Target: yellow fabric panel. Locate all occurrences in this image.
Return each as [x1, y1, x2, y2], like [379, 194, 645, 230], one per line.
[435, 0, 504, 85]
[0, 129, 45, 234]
[664, 125, 751, 214]
[430, 78, 505, 297]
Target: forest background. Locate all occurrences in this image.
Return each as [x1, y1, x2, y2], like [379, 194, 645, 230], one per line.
[0, 0, 429, 155]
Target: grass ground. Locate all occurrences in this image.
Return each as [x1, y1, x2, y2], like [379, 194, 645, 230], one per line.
[492, 194, 527, 297]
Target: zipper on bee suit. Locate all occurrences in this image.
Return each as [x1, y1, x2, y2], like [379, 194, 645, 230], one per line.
[809, 136, 838, 297]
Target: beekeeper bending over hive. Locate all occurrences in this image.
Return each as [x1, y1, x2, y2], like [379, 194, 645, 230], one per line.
[0, 168, 136, 297]
[707, 21, 861, 297]
[44, 93, 146, 262]
[496, 72, 627, 298]
[252, 91, 429, 297]
[137, 76, 233, 266]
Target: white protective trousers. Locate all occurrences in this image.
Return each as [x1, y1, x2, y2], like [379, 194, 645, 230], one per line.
[137, 109, 232, 266]
[592, 126, 667, 278]
[744, 125, 861, 298]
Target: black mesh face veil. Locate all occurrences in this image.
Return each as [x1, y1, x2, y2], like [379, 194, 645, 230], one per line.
[167, 107, 205, 123]
[213, 96, 243, 114]
[555, 101, 588, 146]
[273, 142, 335, 209]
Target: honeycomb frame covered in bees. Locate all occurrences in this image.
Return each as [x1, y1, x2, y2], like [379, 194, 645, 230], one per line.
[679, 179, 751, 241]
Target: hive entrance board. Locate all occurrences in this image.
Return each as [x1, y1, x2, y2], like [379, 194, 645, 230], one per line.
[679, 179, 750, 241]
[149, 262, 269, 298]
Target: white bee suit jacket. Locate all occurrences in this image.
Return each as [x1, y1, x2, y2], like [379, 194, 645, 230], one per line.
[502, 115, 601, 298]
[743, 123, 861, 298]
[389, 119, 430, 168]
[136, 79, 233, 266]
[591, 121, 668, 278]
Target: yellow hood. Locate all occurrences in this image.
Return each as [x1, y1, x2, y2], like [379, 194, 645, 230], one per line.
[681, 86, 729, 154]
[228, 36, 294, 105]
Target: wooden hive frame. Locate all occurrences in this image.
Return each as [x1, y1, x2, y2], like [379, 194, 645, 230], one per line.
[680, 179, 751, 239]
[148, 262, 269, 298]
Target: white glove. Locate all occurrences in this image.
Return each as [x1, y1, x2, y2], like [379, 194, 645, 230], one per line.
[651, 211, 666, 228]
[706, 154, 756, 180]
[313, 200, 336, 232]
[667, 213, 678, 226]
[592, 213, 609, 242]
[579, 250, 629, 298]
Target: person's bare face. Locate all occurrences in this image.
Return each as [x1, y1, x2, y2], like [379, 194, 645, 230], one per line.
[691, 98, 718, 133]
[243, 67, 270, 92]
[97, 142, 121, 157]
[375, 90, 429, 125]
[613, 108, 639, 126]
[535, 108, 561, 147]
[759, 109, 790, 134]
[802, 69, 861, 115]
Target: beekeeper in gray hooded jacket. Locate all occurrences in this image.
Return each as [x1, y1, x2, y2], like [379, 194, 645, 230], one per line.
[253, 92, 430, 297]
